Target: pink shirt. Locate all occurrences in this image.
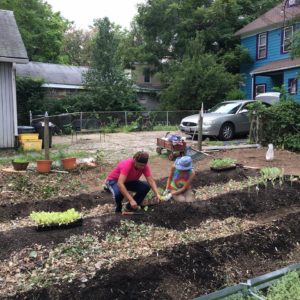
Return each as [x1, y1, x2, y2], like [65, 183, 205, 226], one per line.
[107, 158, 152, 182]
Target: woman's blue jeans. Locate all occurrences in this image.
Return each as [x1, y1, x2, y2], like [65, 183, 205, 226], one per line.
[106, 180, 150, 212]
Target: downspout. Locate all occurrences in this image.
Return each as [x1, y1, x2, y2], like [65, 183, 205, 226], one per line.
[11, 63, 18, 136]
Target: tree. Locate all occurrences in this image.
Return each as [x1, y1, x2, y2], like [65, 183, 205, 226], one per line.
[159, 35, 241, 110]
[82, 18, 140, 111]
[16, 77, 45, 124]
[133, 0, 282, 66]
[0, 0, 69, 63]
[60, 26, 95, 66]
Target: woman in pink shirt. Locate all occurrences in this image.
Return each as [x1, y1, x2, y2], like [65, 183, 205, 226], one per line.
[106, 151, 161, 213]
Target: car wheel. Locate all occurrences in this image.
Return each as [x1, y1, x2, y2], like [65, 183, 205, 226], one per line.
[219, 123, 234, 141]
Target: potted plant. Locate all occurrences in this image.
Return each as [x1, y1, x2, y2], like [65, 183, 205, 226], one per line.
[210, 158, 237, 171]
[59, 149, 77, 170]
[12, 157, 29, 171]
[36, 159, 52, 173]
[30, 208, 83, 231]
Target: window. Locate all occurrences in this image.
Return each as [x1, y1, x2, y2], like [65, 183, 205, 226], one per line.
[282, 26, 293, 53]
[143, 68, 151, 83]
[208, 102, 242, 114]
[257, 32, 267, 59]
[288, 0, 300, 7]
[255, 84, 266, 96]
[288, 78, 297, 94]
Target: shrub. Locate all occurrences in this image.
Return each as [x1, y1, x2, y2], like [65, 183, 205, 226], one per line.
[267, 271, 300, 300]
[261, 100, 300, 151]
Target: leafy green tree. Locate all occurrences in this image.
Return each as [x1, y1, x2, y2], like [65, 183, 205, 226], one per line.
[160, 36, 241, 110]
[82, 18, 140, 111]
[61, 26, 95, 66]
[0, 0, 69, 63]
[134, 0, 281, 64]
[16, 77, 45, 124]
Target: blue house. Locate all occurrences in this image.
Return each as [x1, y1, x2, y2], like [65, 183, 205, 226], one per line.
[235, 0, 300, 102]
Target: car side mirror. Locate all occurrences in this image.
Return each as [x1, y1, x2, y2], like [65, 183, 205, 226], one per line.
[239, 109, 248, 114]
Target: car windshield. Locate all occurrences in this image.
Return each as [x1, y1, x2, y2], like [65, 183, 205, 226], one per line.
[208, 102, 242, 114]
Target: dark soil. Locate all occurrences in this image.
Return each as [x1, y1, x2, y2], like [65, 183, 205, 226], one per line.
[157, 166, 258, 188]
[6, 212, 300, 300]
[0, 191, 110, 222]
[0, 167, 259, 222]
[1, 167, 299, 299]
[1, 180, 299, 260]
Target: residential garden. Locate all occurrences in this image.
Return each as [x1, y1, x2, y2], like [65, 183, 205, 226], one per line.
[1, 0, 300, 298]
[0, 129, 299, 299]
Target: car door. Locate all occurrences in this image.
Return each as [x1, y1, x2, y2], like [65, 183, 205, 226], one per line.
[234, 103, 251, 133]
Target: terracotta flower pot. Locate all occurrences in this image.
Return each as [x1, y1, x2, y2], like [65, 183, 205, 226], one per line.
[12, 160, 29, 171]
[36, 160, 52, 173]
[61, 157, 77, 170]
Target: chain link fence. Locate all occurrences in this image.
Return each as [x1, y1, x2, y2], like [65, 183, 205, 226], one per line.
[30, 110, 199, 134]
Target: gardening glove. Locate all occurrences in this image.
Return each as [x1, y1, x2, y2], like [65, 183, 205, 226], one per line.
[163, 189, 170, 196]
[161, 192, 172, 201]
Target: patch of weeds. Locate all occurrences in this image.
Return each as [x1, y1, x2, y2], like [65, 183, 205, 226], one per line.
[95, 149, 105, 164]
[29, 273, 53, 288]
[106, 220, 153, 244]
[9, 175, 31, 192]
[64, 178, 83, 193]
[40, 184, 59, 199]
[203, 138, 224, 146]
[50, 150, 90, 161]
[51, 143, 71, 151]
[99, 172, 107, 180]
[56, 235, 98, 261]
[153, 125, 177, 131]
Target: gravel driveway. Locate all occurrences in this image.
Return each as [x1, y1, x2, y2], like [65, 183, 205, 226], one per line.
[53, 130, 187, 163]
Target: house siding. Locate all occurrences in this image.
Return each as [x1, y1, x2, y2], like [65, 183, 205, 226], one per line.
[0, 62, 15, 148]
[284, 68, 300, 102]
[240, 25, 300, 99]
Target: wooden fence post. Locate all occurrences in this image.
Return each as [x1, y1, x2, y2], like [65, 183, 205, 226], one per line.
[44, 112, 50, 160]
[197, 103, 203, 151]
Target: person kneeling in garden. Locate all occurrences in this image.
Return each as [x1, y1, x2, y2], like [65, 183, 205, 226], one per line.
[105, 151, 161, 213]
[165, 156, 195, 202]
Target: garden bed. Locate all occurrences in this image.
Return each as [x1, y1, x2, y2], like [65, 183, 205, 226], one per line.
[0, 167, 299, 299]
[0, 167, 258, 222]
[3, 212, 300, 299]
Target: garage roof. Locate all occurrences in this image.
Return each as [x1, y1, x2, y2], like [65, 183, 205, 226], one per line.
[0, 10, 28, 63]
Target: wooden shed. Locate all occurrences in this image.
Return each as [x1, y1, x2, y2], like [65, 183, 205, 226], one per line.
[0, 10, 28, 148]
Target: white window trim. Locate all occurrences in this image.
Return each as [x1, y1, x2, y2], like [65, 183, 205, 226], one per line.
[257, 32, 267, 59]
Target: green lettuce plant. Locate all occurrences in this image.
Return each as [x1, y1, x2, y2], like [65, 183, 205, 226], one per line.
[210, 158, 236, 169]
[259, 167, 284, 188]
[30, 208, 81, 227]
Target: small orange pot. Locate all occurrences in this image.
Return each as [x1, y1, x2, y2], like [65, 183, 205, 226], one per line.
[61, 157, 77, 170]
[36, 160, 52, 173]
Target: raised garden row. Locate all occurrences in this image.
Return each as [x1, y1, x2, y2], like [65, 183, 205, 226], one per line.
[1, 181, 299, 260]
[0, 167, 275, 222]
[5, 211, 300, 300]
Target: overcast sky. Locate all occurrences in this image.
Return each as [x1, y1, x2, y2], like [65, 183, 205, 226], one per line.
[46, 0, 146, 30]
